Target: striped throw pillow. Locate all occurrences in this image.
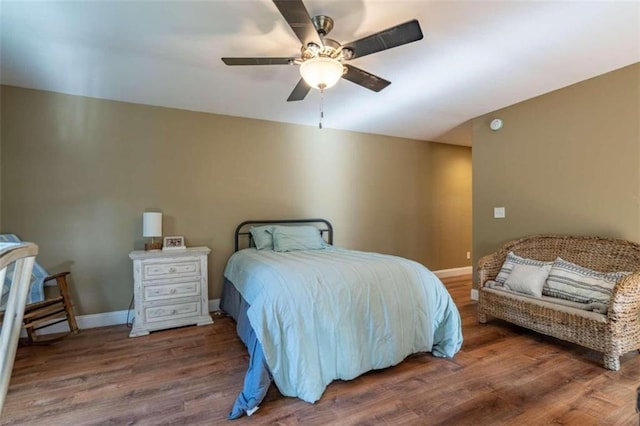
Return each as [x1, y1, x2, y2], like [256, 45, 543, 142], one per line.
[495, 252, 553, 285]
[543, 257, 630, 304]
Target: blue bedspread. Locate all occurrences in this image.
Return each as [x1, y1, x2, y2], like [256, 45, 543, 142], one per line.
[223, 247, 463, 416]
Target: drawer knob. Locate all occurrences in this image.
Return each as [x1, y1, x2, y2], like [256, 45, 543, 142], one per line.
[169, 268, 176, 273]
[170, 289, 177, 294]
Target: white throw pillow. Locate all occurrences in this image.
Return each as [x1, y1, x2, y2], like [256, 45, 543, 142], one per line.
[495, 252, 553, 285]
[504, 263, 552, 298]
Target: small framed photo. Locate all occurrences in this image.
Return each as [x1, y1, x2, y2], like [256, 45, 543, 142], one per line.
[162, 236, 186, 251]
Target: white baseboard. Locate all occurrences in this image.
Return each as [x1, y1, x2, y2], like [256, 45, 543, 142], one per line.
[30, 298, 223, 336]
[470, 289, 479, 301]
[33, 266, 474, 335]
[209, 299, 220, 312]
[433, 266, 472, 279]
[432, 266, 477, 300]
[25, 308, 132, 335]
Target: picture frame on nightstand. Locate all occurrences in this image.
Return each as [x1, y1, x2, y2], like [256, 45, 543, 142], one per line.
[162, 236, 185, 250]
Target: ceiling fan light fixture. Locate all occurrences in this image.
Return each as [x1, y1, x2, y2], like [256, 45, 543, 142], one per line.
[300, 57, 344, 90]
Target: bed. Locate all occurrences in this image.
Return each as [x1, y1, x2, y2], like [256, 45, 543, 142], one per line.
[220, 219, 463, 419]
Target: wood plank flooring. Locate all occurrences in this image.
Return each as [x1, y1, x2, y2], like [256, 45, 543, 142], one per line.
[2, 275, 639, 425]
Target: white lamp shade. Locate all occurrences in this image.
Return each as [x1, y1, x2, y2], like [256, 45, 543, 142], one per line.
[143, 212, 162, 237]
[299, 57, 344, 90]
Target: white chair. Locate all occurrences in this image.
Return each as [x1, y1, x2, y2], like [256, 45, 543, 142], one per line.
[0, 234, 79, 342]
[0, 242, 38, 414]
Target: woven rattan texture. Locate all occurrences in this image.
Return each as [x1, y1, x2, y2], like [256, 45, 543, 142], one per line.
[477, 235, 640, 371]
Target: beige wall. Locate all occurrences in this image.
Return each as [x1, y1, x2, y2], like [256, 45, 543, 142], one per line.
[1, 86, 472, 315]
[472, 63, 640, 282]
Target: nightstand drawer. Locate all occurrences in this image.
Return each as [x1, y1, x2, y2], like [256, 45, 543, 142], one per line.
[145, 300, 201, 323]
[142, 259, 200, 280]
[144, 282, 200, 301]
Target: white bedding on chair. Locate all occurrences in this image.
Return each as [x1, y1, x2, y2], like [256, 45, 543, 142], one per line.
[0, 234, 46, 310]
[224, 246, 463, 403]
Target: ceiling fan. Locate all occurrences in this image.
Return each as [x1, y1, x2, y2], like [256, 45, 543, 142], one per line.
[221, 0, 424, 102]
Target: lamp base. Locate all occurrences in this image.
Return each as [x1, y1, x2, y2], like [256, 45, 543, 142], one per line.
[145, 241, 163, 251]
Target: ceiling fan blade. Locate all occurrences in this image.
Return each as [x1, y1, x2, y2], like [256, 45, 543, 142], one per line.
[272, 0, 323, 47]
[221, 57, 296, 66]
[287, 78, 311, 101]
[342, 65, 391, 92]
[342, 19, 423, 60]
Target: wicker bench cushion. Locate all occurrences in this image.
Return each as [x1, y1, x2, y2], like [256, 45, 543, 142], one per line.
[483, 285, 608, 322]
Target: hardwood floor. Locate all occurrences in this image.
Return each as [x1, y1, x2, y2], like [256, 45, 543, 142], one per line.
[2, 275, 639, 425]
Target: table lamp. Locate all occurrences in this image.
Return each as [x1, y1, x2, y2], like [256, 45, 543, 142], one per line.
[143, 212, 163, 251]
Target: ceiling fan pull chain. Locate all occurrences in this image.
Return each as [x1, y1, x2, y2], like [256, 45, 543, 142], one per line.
[319, 87, 324, 129]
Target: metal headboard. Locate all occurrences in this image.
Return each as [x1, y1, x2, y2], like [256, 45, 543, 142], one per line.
[234, 218, 333, 252]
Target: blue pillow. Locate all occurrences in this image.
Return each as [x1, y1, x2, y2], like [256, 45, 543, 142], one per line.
[272, 226, 327, 252]
[249, 226, 274, 250]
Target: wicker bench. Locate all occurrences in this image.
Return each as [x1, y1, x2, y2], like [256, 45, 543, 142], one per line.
[477, 235, 640, 371]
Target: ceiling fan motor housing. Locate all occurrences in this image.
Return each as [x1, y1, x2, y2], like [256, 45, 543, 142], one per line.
[302, 37, 350, 61]
[311, 15, 334, 36]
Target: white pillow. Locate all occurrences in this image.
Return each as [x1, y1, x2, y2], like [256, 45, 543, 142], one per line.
[544, 257, 630, 304]
[495, 252, 553, 285]
[504, 263, 552, 297]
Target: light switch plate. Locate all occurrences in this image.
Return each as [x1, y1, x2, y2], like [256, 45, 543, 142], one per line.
[494, 207, 506, 218]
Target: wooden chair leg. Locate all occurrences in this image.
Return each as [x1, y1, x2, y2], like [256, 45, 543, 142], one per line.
[1, 271, 80, 343]
[53, 273, 79, 334]
[25, 326, 38, 343]
[25, 272, 80, 342]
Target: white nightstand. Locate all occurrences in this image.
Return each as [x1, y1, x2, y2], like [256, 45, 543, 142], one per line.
[128, 246, 213, 337]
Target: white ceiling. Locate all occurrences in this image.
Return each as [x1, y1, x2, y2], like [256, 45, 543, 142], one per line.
[1, 1, 639, 146]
